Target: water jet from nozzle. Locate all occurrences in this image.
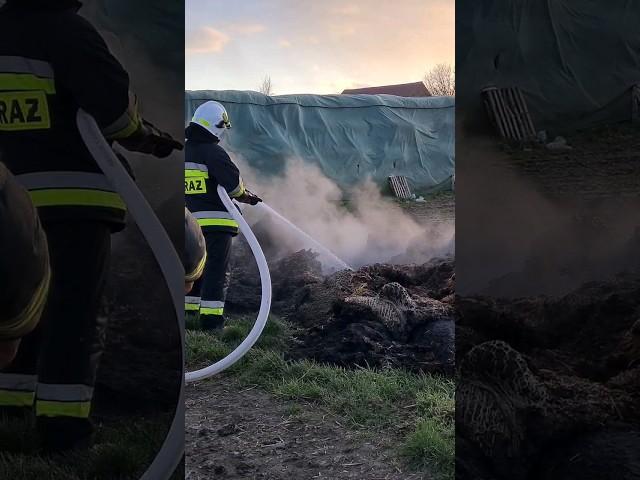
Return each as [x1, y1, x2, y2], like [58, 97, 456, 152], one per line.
[256, 202, 353, 271]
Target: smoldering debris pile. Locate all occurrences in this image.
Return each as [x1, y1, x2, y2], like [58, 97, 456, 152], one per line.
[226, 239, 455, 374]
[456, 273, 640, 480]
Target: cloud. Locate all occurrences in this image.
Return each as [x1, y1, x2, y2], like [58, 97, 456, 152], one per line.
[304, 35, 320, 45]
[185, 0, 455, 93]
[329, 24, 357, 38]
[345, 82, 370, 89]
[229, 23, 267, 35]
[186, 27, 229, 54]
[330, 4, 361, 15]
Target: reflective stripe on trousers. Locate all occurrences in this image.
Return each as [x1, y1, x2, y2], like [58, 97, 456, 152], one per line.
[185, 295, 201, 311]
[0, 377, 93, 417]
[0, 373, 37, 407]
[200, 300, 224, 316]
[35, 383, 94, 418]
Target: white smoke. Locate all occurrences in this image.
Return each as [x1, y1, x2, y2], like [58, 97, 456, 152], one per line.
[235, 157, 454, 269]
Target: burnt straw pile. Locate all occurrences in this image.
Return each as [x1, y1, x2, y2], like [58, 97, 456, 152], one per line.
[456, 273, 640, 480]
[226, 239, 455, 374]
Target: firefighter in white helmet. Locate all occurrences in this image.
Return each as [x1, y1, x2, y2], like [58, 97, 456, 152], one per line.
[184, 101, 261, 330]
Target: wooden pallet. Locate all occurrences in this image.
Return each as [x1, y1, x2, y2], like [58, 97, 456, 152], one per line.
[388, 175, 413, 199]
[632, 84, 640, 123]
[482, 86, 536, 142]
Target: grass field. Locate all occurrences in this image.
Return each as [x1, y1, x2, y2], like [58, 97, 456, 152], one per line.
[0, 409, 180, 479]
[186, 314, 454, 480]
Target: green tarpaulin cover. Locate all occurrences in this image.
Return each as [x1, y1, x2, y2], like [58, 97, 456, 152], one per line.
[186, 91, 455, 191]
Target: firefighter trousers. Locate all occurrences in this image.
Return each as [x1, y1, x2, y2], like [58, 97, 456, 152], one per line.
[185, 231, 233, 330]
[0, 220, 110, 431]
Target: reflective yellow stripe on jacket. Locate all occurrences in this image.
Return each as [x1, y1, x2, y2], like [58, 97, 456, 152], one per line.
[192, 211, 239, 229]
[0, 56, 56, 131]
[102, 91, 141, 140]
[29, 189, 125, 210]
[0, 73, 55, 94]
[16, 172, 126, 212]
[185, 162, 209, 178]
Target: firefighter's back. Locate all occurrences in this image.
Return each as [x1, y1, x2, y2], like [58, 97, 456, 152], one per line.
[0, 8, 94, 172]
[0, 4, 130, 228]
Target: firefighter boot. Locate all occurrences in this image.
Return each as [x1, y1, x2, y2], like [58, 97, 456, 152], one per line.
[200, 312, 225, 331]
[37, 416, 95, 453]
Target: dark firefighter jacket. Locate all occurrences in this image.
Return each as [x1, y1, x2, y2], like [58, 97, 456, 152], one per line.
[184, 123, 245, 235]
[0, 2, 141, 230]
[184, 207, 206, 283]
[0, 162, 50, 340]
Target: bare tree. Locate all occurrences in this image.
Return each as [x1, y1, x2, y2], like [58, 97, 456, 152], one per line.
[423, 63, 455, 97]
[258, 75, 273, 96]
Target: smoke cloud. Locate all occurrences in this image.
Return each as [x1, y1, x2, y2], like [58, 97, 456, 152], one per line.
[234, 157, 454, 270]
[78, 2, 185, 248]
[80, 2, 184, 211]
[456, 131, 640, 298]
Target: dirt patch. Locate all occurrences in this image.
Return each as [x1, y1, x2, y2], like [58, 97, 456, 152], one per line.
[185, 380, 427, 480]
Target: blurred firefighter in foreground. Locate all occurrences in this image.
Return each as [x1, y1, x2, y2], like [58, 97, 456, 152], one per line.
[0, 0, 182, 450]
[0, 163, 49, 370]
[184, 207, 207, 294]
[184, 101, 261, 330]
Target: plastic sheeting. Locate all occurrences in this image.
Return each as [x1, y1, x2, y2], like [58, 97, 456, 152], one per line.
[458, 0, 640, 132]
[185, 91, 454, 191]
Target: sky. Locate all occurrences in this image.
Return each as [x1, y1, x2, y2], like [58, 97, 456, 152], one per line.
[185, 0, 454, 94]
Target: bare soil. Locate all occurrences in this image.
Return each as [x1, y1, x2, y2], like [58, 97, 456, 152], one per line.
[185, 380, 428, 480]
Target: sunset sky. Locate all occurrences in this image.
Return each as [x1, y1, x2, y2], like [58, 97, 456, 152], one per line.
[185, 0, 454, 94]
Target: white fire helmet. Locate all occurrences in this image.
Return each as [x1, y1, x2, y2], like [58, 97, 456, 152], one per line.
[190, 101, 231, 140]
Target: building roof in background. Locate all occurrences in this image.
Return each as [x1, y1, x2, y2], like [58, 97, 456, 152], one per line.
[341, 82, 431, 97]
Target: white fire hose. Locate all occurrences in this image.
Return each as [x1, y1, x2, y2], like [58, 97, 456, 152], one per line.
[77, 110, 183, 480]
[77, 109, 272, 479]
[185, 185, 272, 382]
